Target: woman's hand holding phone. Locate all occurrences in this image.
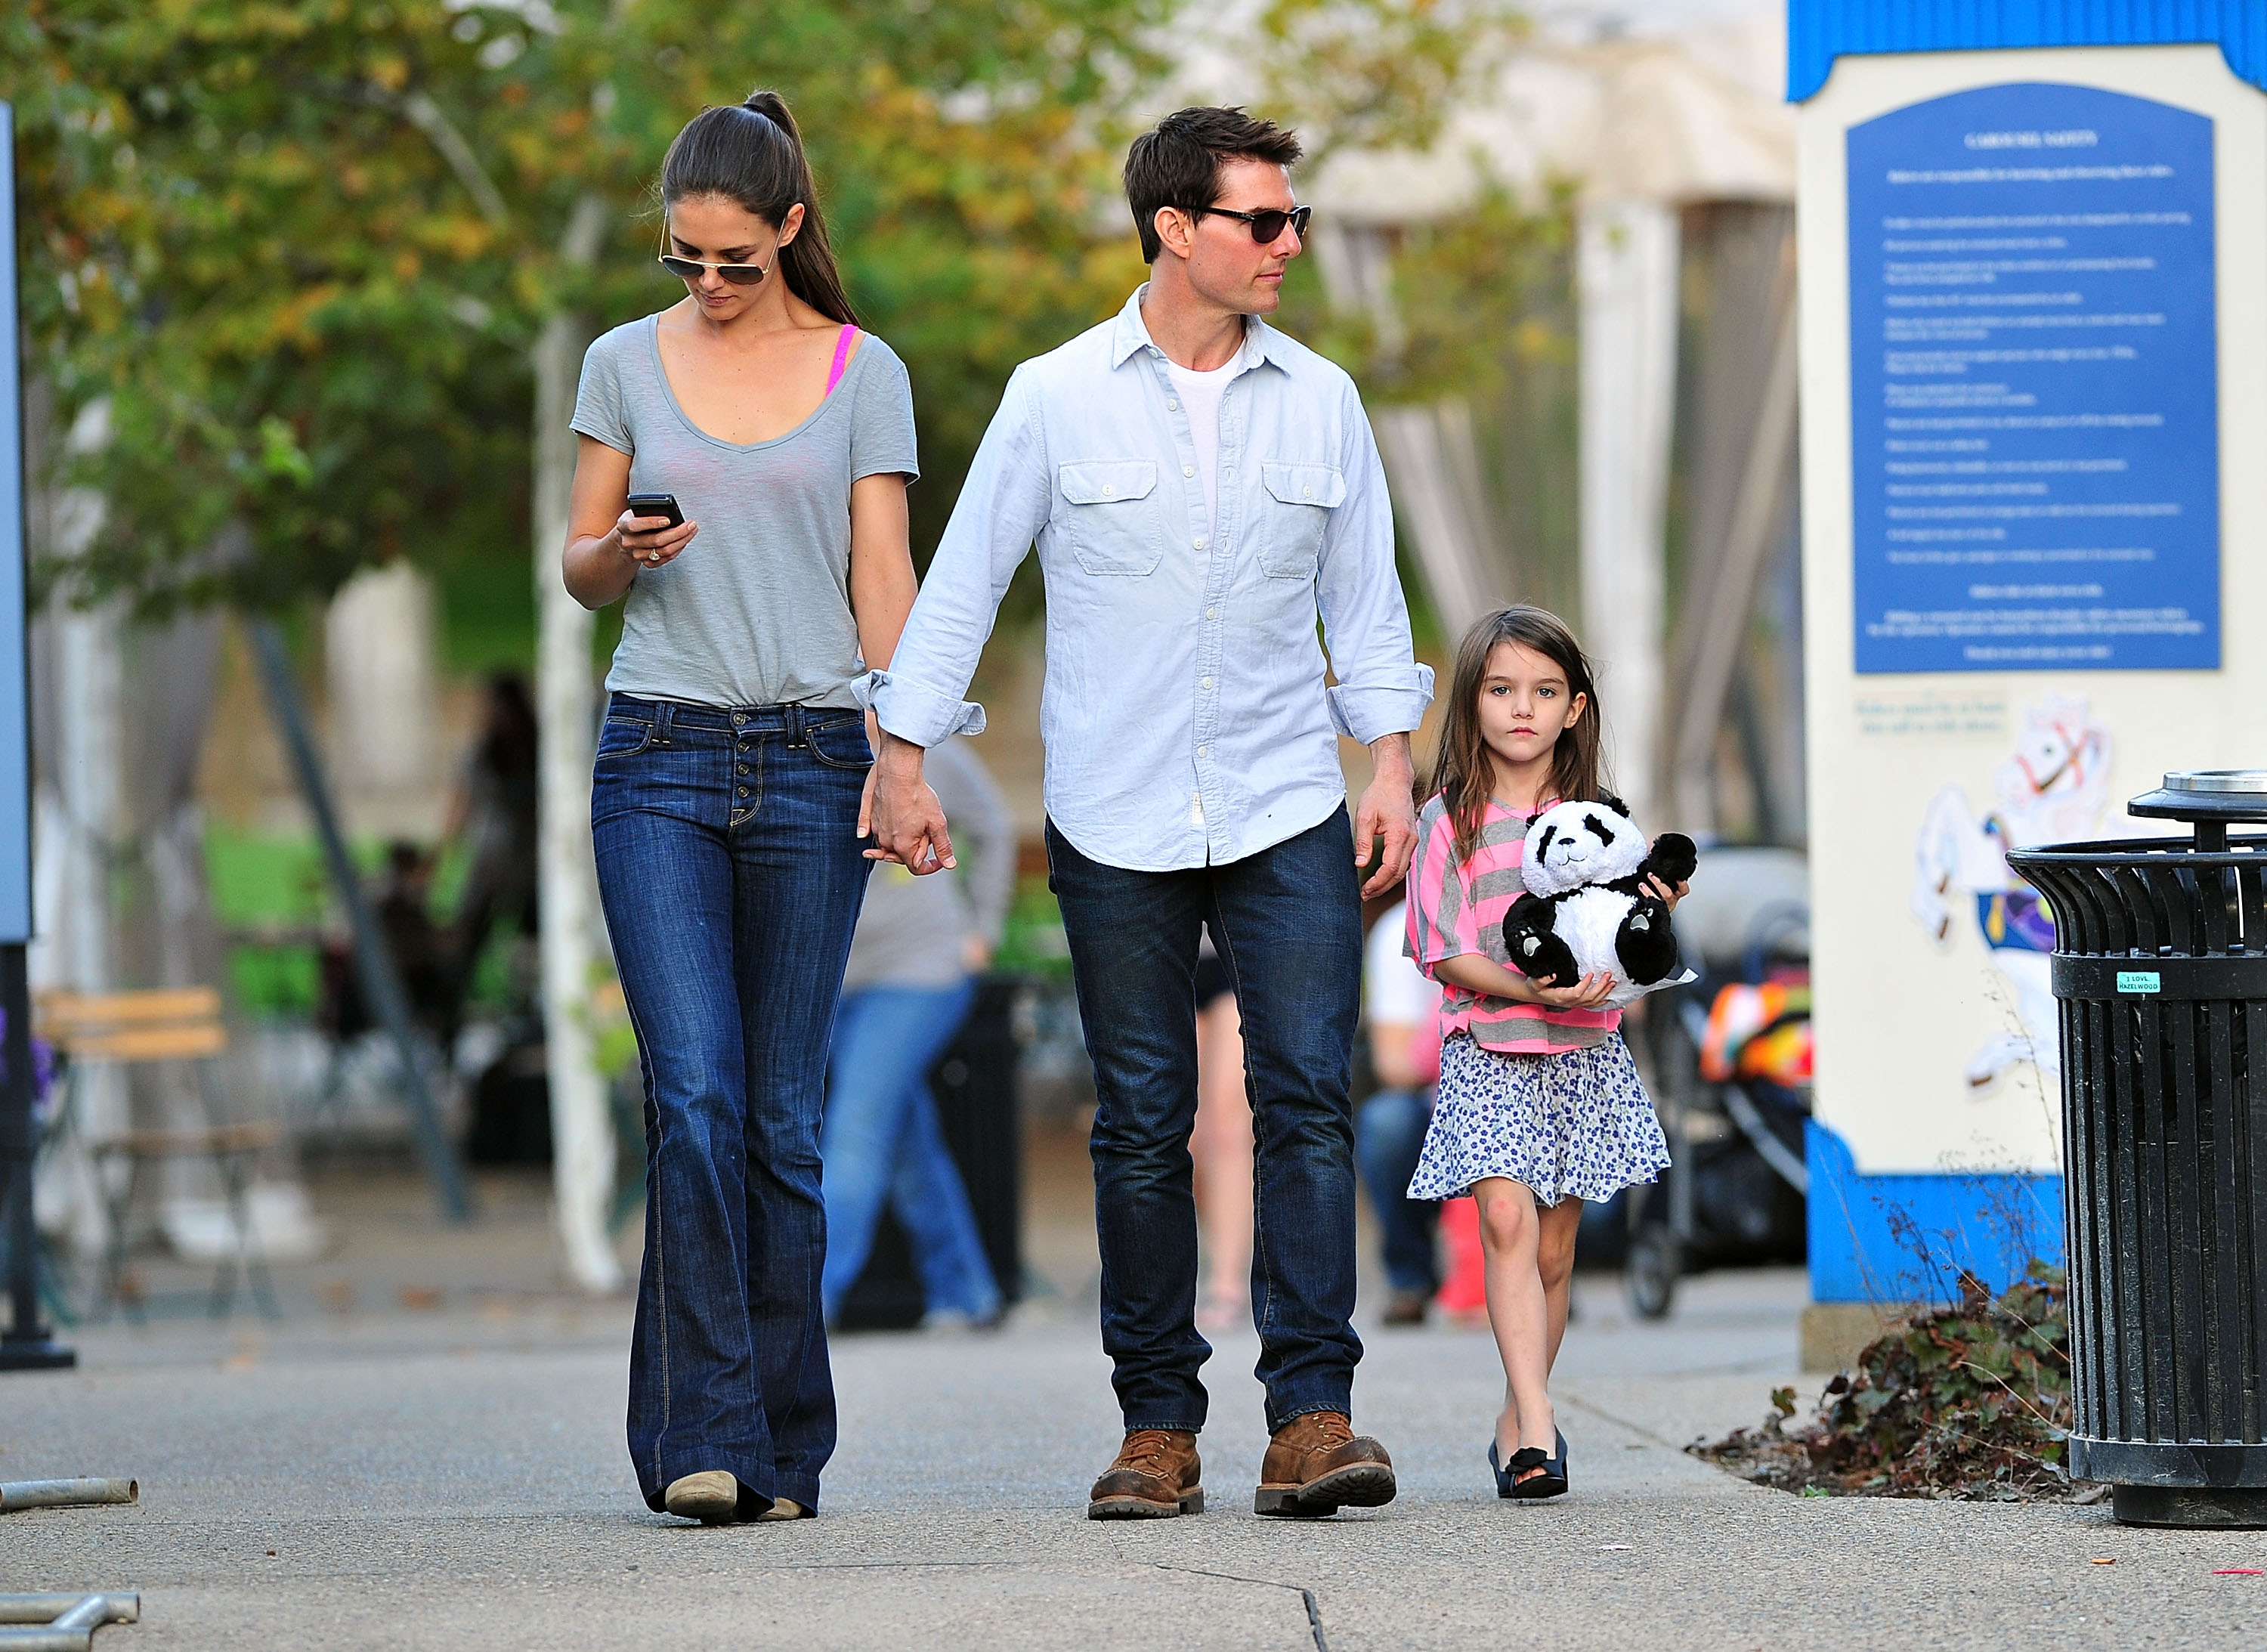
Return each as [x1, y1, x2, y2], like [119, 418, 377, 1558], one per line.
[617, 503, 697, 571]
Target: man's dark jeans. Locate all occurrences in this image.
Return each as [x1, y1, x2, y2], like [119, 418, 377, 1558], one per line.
[1047, 807, 1365, 1434]
[592, 696, 872, 1514]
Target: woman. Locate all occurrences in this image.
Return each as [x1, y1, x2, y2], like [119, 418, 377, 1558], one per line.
[562, 90, 919, 1525]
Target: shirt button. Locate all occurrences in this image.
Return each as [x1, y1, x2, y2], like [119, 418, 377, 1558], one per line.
[1198, 744, 1209, 757]
[1183, 466, 1195, 478]
[1205, 607, 1216, 619]
[1102, 484, 1115, 497]
[1168, 398, 1180, 411]
[1194, 536, 1206, 549]
[1304, 484, 1314, 498]
[1202, 677, 1214, 690]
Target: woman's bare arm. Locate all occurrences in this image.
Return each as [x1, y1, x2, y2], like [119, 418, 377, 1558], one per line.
[847, 471, 916, 671]
[561, 435, 699, 609]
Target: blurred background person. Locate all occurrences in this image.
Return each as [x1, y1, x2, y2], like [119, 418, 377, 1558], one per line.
[1190, 933, 1250, 1332]
[320, 840, 457, 1046]
[821, 735, 1013, 1329]
[1357, 896, 1442, 1325]
[442, 670, 540, 1000]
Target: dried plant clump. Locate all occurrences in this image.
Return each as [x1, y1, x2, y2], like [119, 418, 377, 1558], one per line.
[1692, 1264, 2092, 1502]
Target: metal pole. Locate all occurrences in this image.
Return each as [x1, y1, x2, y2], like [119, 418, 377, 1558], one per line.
[0, 944, 67, 1370]
[0, 1478, 136, 1512]
[249, 620, 472, 1221]
[0, 101, 66, 1374]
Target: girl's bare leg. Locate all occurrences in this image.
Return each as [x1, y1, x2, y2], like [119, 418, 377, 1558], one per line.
[1191, 995, 1254, 1316]
[1539, 1197, 1583, 1372]
[1474, 1177, 1554, 1475]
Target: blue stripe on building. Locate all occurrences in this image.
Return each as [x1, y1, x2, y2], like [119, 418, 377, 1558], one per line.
[1788, 1, 2267, 103]
[1807, 1121, 2065, 1303]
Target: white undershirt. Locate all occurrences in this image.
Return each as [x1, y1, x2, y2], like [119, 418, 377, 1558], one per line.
[1164, 354, 1239, 541]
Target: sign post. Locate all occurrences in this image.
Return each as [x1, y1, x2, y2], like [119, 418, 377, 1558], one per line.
[0, 101, 70, 1370]
[1791, 15, 2267, 1322]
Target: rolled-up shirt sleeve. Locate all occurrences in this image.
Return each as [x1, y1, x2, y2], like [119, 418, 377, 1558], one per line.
[1316, 383, 1435, 744]
[863, 369, 1052, 747]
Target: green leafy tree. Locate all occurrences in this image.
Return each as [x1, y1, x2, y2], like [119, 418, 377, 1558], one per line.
[1252, 0, 1527, 162]
[4, 1, 614, 611]
[595, 0, 1171, 571]
[8, 0, 1176, 617]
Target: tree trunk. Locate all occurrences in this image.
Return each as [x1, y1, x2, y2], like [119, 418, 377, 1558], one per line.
[534, 196, 620, 1294]
[1577, 198, 1679, 831]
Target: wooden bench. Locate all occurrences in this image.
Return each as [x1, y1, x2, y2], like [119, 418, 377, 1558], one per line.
[37, 988, 279, 1321]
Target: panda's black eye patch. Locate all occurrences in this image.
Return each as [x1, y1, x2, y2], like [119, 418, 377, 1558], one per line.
[1535, 824, 1558, 861]
[1584, 815, 1617, 846]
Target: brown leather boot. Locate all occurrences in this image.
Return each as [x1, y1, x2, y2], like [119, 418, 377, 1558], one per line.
[1087, 1428, 1204, 1520]
[1254, 1411, 1396, 1517]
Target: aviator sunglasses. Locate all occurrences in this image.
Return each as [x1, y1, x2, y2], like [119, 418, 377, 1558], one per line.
[657, 234, 784, 287]
[1192, 203, 1313, 244]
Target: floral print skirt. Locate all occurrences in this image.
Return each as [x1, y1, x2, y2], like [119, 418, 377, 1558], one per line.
[1409, 1032, 1670, 1207]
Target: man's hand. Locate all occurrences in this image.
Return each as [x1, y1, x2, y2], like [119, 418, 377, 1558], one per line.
[861, 730, 957, 874]
[1353, 732, 1421, 899]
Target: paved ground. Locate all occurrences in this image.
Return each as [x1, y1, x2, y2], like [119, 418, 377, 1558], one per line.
[5, 1159, 2265, 1649]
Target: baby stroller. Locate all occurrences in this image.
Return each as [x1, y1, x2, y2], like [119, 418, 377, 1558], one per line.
[1625, 848, 1813, 1319]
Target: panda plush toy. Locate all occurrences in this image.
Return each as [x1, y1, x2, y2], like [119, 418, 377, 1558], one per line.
[1498, 797, 1699, 1009]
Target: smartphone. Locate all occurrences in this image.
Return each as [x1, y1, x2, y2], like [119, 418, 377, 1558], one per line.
[626, 493, 685, 529]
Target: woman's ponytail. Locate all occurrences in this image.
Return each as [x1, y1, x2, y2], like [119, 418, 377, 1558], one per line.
[658, 88, 859, 326]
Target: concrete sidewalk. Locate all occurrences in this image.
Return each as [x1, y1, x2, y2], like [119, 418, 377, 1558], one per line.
[6, 1254, 2265, 1651]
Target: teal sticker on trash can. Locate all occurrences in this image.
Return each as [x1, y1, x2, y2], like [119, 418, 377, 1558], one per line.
[2117, 970, 2161, 995]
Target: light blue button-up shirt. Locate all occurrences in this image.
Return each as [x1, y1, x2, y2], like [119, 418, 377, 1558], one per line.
[867, 286, 1434, 872]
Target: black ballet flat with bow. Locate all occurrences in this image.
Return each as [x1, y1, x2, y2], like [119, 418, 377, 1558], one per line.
[1489, 1429, 1567, 1500]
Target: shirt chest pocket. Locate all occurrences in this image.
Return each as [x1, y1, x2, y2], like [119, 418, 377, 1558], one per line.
[1056, 459, 1162, 577]
[1257, 462, 1345, 578]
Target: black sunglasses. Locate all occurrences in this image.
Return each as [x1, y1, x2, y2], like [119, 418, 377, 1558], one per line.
[1192, 203, 1313, 245]
[657, 245, 780, 286]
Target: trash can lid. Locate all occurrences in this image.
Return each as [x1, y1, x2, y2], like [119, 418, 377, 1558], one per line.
[2130, 771, 2267, 826]
[2163, 770, 2267, 795]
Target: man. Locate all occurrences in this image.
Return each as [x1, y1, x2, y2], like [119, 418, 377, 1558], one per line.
[864, 107, 1433, 1520]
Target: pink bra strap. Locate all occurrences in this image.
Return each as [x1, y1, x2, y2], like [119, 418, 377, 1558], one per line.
[825, 324, 858, 396]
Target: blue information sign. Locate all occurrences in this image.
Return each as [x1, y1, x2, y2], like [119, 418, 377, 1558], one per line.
[0, 105, 29, 942]
[1848, 83, 2219, 674]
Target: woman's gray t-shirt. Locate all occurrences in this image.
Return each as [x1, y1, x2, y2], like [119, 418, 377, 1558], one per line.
[571, 314, 919, 710]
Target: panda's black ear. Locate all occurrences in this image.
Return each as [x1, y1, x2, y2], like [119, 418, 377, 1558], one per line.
[1596, 791, 1630, 820]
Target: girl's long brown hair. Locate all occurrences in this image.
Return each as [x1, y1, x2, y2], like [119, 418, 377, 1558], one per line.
[660, 90, 859, 326]
[1430, 605, 1611, 866]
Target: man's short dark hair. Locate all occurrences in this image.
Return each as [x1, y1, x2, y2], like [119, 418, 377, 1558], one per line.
[1124, 107, 1304, 264]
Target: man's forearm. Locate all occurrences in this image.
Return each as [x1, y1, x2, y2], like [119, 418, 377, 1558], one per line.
[877, 728, 929, 778]
[1368, 731, 1415, 785]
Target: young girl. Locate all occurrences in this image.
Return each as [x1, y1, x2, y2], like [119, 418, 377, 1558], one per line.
[1404, 606, 1684, 1499]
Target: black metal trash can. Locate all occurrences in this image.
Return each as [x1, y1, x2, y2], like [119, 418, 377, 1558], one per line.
[2009, 771, 2267, 1528]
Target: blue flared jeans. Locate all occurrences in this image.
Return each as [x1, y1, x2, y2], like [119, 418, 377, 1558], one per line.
[1045, 806, 1367, 1435]
[592, 695, 872, 1515]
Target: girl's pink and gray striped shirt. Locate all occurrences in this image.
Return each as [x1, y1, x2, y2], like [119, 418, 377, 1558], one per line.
[1403, 793, 1619, 1055]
